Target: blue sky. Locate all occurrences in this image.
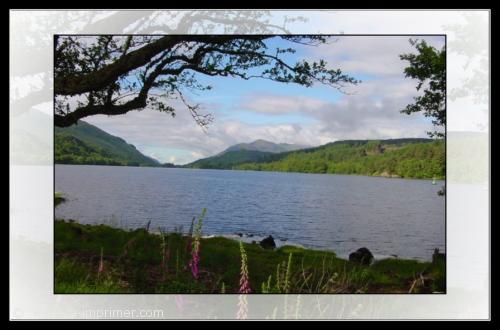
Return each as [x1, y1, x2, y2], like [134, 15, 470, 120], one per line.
[85, 35, 446, 165]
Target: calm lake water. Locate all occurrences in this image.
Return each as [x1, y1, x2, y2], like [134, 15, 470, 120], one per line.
[55, 165, 445, 260]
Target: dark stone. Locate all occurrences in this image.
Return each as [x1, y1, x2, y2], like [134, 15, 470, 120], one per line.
[260, 235, 276, 250]
[349, 247, 374, 265]
[432, 248, 445, 264]
[236, 232, 243, 237]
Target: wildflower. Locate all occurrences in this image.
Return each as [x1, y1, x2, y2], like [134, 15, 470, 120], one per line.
[160, 232, 171, 274]
[175, 249, 180, 275]
[275, 263, 281, 292]
[284, 253, 293, 293]
[239, 241, 251, 294]
[188, 216, 195, 235]
[261, 275, 272, 293]
[188, 244, 200, 279]
[186, 217, 195, 253]
[189, 208, 206, 280]
[98, 247, 104, 274]
[164, 249, 171, 273]
[160, 233, 166, 268]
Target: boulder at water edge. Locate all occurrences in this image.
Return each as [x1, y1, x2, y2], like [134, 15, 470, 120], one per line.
[260, 235, 276, 249]
[349, 247, 374, 265]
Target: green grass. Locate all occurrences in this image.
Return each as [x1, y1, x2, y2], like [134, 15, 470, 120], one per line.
[54, 220, 445, 294]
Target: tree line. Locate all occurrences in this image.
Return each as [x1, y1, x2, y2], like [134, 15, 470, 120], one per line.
[234, 140, 445, 179]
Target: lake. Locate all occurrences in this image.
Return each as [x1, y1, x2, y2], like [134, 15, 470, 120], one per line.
[55, 165, 445, 261]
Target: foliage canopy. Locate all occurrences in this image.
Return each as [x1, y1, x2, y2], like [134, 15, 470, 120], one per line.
[400, 39, 446, 138]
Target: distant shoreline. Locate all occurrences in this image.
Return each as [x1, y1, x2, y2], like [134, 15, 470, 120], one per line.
[55, 163, 446, 181]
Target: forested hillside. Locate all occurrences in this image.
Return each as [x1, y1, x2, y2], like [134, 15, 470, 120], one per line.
[55, 121, 160, 167]
[233, 139, 445, 179]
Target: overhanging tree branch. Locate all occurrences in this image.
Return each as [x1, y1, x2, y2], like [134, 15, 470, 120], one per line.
[55, 35, 359, 127]
[55, 35, 269, 96]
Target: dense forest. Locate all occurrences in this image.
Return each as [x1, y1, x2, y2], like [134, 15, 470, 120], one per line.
[55, 121, 160, 167]
[232, 139, 445, 179]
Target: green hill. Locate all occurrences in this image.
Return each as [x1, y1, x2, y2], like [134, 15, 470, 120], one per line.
[55, 121, 160, 167]
[224, 139, 309, 154]
[185, 138, 444, 179]
[186, 149, 276, 169]
[234, 138, 445, 179]
[185, 139, 309, 169]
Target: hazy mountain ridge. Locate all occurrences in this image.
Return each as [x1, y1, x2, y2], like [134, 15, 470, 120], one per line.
[223, 139, 310, 154]
[186, 139, 310, 169]
[185, 149, 275, 169]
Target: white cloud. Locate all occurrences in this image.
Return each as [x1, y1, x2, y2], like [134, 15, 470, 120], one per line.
[297, 11, 463, 35]
[240, 93, 328, 114]
[83, 36, 444, 165]
[303, 35, 445, 78]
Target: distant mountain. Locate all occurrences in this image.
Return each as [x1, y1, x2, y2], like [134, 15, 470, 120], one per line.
[185, 139, 309, 169]
[186, 150, 276, 169]
[223, 139, 309, 154]
[55, 121, 160, 167]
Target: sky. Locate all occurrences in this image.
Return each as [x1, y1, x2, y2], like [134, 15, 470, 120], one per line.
[84, 35, 446, 165]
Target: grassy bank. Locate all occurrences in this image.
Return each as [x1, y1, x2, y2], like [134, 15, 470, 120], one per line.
[54, 219, 445, 294]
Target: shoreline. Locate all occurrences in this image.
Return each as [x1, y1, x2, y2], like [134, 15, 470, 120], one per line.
[54, 219, 445, 293]
[55, 163, 446, 181]
[56, 218, 438, 263]
[206, 233, 434, 263]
